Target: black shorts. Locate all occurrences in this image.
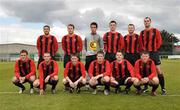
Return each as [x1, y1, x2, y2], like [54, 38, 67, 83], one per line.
[115, 77, 127, 85]
[149, 52, 161, 65]
[124, 53, 140, 66]
[85, 55, 97, 71]
[105, 53, 116, 63]
[97, 77, 103, 85]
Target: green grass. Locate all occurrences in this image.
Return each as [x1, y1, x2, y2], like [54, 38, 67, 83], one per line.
[0, 60, 180, 110]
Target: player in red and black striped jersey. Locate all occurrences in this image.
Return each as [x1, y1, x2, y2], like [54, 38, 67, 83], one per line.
[62, 24, 83, 68]
[33, 53, 59, 95]
[63, 54, 86, 93]
[139, 17, 166, 95]
[12, 50, 36, 94]
[134, 51, 159, 96]
[103, 20, 124, 62]
[110, 51, 139, 94]
[36, 25, 58, 68]
[88, 51, 111, 95]
[124, 24, 140, 66]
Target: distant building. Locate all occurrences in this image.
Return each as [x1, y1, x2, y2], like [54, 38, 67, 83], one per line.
[0, 42, 86, 61]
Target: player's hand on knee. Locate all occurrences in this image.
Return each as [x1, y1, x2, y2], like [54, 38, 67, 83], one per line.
[69, 81, 75, 88]
[74, 81, 79, 87]
[45, 75, 50, 83]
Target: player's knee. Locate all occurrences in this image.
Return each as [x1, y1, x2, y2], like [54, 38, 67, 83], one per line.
[133, 78, 139, 86]
[103, 76, 110, 82]
[152, 77, 159, 85]
[89, 79, 96, 86]
[33, 80, 39, 87]
[12, 76, 18, 83]
[62, 78, 67, 85]
[81, 78, 86, 85]
[53, 75, 59, 81]
[29, 75, 36, 82]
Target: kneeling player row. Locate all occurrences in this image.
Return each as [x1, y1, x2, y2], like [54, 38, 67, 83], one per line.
[12, 50, 159, 96]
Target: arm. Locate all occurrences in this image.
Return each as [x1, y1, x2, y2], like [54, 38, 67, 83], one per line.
[127, 61, 135, 77]
[134, 61, 142, 79]
[49, 61, 59, 77]
[53, 37, 59, 53]
[38, 65, 44, 90]
[14, 60, 20, 78]
[103, 61, 111, 77]
[103, 33, 107, 52]
[78, 36, 83, 52]
[138, 32, 144, 51]
[61, 36, 66, 52]
[25, 60, 36, 79]
[119, 35, 124, 50]
[84, 38, 87, 51]
[156, 29, 162, 49]
[88, 62, 94, 78]
[148, 61, 157, 79]
[80, 62, 86, 78]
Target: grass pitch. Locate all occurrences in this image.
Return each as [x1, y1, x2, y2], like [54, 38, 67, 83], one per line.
[0, 60, 180, 110]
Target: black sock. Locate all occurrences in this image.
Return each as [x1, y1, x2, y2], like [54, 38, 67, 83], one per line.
[104, 82, 110, 91]
[51, 80, 58, 90]
[158, 74, 165, 89]
[125, 80, 133, 90]
[14, 82, 25, 89]
[134, 85, 141, 91]
[28, 81, 33, 89]
[152, 84, 159, 92]
[143, 83, 148, 89]
[90, 85, 97, 90]
[77, 82, 84, 89]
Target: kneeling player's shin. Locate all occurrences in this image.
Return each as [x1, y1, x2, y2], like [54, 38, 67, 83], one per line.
[13, 82, 25, 89]
[51, 80, 58, 90]
[125, 79, 133, 90]
[152, 84, 159, 92]
[104, 82, 110, 90]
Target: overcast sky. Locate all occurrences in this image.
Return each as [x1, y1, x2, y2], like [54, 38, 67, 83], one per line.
[0, 0, 179, 45]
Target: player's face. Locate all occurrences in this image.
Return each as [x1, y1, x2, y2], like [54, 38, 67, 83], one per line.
[44, 53, 51, 62]
[144, 18, 151, 28]
[20, 53, 27, 61]
[67, 26, 74, 35]
[109, 23, 116, 32]
[43, 27, 50, 35]
[116, 52, 123, 61]
[128, 25, 135, 34]
[97, 54, 104, 63]
[141, 54, 149, 63]
[71, 56, 78, 65]
[90, 25, 97, 34]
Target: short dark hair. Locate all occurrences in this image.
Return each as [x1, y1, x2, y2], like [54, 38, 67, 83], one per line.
[20, 49, 28, 55]
[97, 50, 104, 56]
[144, 17, 151, 22]
[116, 50, 124, 55]
[128, 24, 135, 27]
[140, 51, 149, 56]
[90, 22, 98, 28]
[43, 25, 50, 29]
[109, 20, 117, 25]
[71, 53, 79, 58]
[67, 24, 75, 29]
